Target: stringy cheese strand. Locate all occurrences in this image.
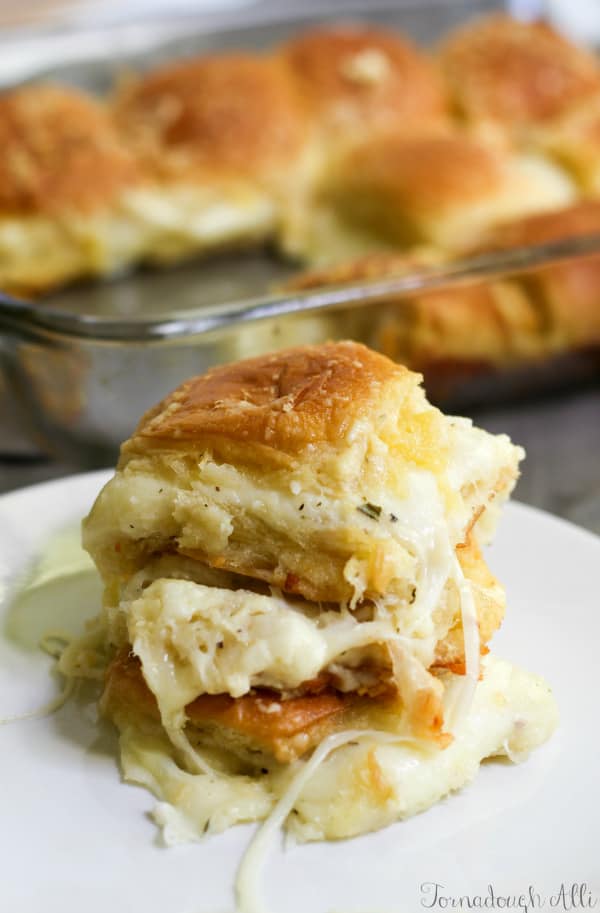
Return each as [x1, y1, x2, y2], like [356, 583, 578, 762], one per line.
[235, 729, 423, 913]
[0, 678, 75, 726]
[446, 556, 481, 732]
[0, 630, 80, 726]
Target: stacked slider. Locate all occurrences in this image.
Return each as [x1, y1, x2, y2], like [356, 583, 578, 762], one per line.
[75, 342, 557, 842]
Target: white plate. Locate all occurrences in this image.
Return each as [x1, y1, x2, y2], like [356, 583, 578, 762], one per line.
[0, 470, 598, 913]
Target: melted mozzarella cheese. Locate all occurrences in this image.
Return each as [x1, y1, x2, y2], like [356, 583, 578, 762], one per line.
[117, 451, 485, 757]
[116, 656, 558, 855]
[444, 555, 481, 733]
[235, 728, 424, 913]
[126, 577, 401, 719]
[87, 406, 522, 765]
[85, 403, 521, 591]
[121, 185, 275, 259]
[0, 183, 275, 291]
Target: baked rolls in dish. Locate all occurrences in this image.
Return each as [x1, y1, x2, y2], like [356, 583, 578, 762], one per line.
[282, 129, 575, 262]
[279, 25, 448, 145]
[0, 84, 141, 294]
[111, 53, 313, 263]
[283, 254, 544, 381]
[68, 342, 557, 844]
[1, 13, 596, 299]
[478, 201, 600, 351]
[438, 14, 600, 140]
[0, 14, 598, 305]
[277, 24, 450, 259]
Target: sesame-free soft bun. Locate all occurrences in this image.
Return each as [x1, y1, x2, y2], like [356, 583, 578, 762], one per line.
[0, 84, 138, 217]
[280, 24, 448, 144]
[478, 201, 600, 349]
[81, 340, 523, 779]
[113, 53, 310, 186]
[533, 96, 600, 194]
[110, 53, 314, 261]
[438, 14, 600, 137]
[0, 84, 140, 293]
[283, 252, 544, 372]
[83, 341, 520, 661]
[123, 338, 408, 459]
[285, 129, 575, 260]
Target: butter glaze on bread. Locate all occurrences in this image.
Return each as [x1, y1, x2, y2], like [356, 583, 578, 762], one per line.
[109, 54, 315, 262]
[0, 84, 138, 216]
[123, 339, 405, 459]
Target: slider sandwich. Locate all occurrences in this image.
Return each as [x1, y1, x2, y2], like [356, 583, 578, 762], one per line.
[0, 85, 141, 294]
[438, 13, 600, 141]
[282, 200, 600, 397]
[111, 53, 314, 263]
[73, 341, 557, 842]
[283, 129, 576, 263]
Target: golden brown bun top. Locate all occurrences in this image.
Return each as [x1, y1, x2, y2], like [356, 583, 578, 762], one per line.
[478, 199, 600, 249]
[121, 341, 412, 462]
[439, 14, 600, 130]
[282, 252, 528, 358]
[281, 25, 448, 139]
[0, 84, 139, 216]
[283, 251, 432, 291]
[329, 130, 504, 212]
[477, 201, 600, 344]
[113, 53, 309, 181]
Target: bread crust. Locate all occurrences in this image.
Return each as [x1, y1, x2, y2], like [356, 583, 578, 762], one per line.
[280, 25, 447, 141]
[438, 14, 600, 131]
[113, 53, 309, 184]
[121, 340, 409, 462]
[310, 129, 574, 251]
[283, 253, 543, 367]
[331, 131, 503, 216]
[0, 84, 138, 216]
[102, 650, 387, 764]
[479, 201, 600, 347]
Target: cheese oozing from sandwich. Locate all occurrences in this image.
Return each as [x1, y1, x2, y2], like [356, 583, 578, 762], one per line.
[69, 342, 557, 848]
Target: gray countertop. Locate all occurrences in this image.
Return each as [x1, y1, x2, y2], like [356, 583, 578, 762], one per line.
[2, 384, 599, 536]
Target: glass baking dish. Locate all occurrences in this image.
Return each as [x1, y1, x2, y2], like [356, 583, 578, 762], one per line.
[1, 0, 599, 465]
